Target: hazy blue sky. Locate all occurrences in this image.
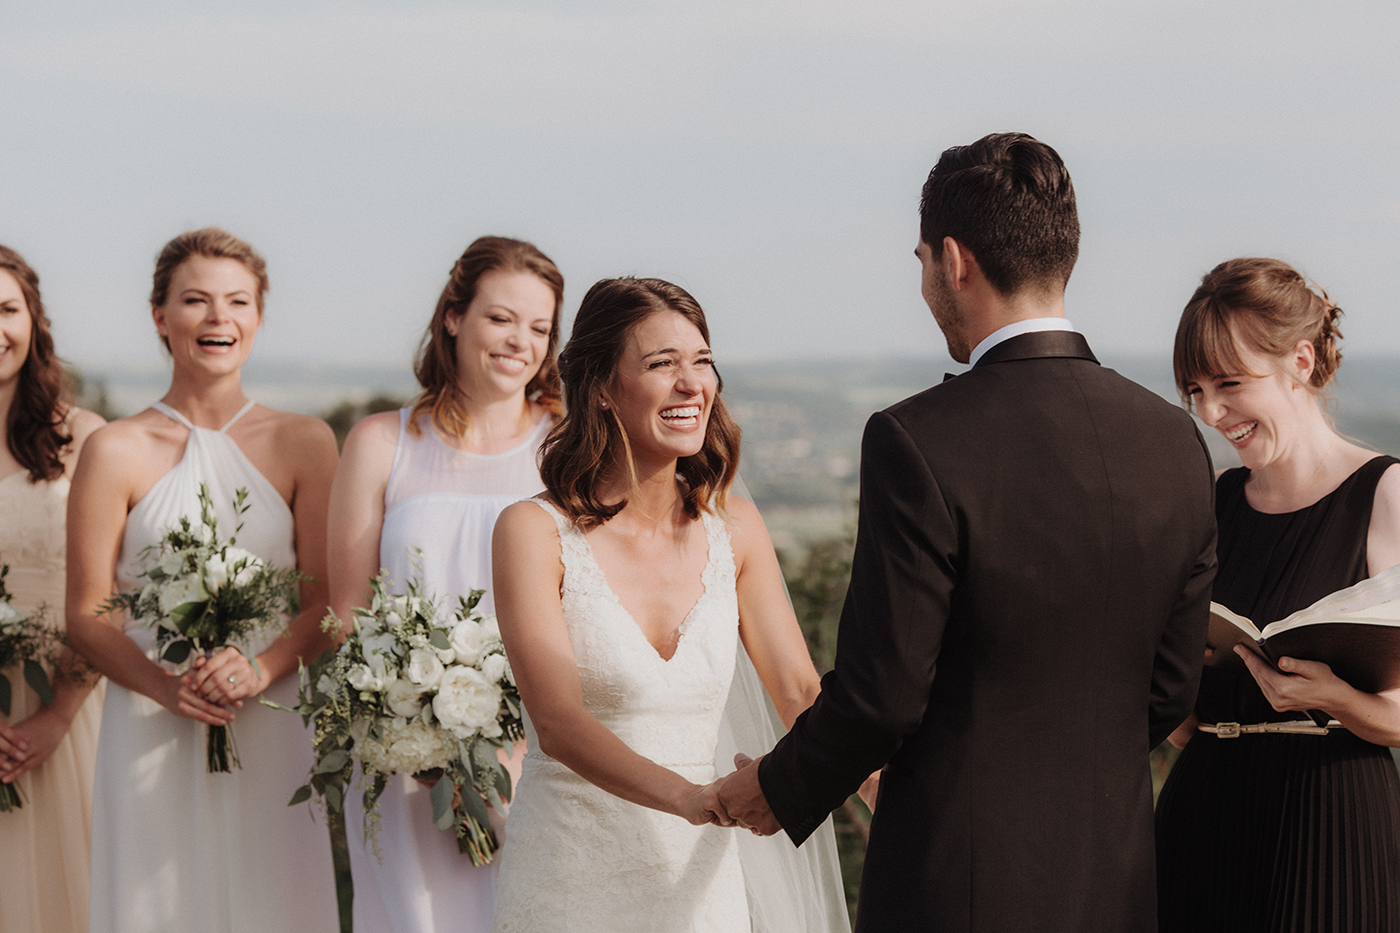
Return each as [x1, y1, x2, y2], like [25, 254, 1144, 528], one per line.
[3, 0, 1397, 371]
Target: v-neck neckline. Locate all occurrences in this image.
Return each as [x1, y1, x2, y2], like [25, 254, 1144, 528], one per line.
[575, 514, 714, 663]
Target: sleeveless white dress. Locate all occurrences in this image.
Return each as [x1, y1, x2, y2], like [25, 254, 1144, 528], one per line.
[87, 401, 338, 933]
[491, 499, 752, 933]
[348, 409, 550, 933]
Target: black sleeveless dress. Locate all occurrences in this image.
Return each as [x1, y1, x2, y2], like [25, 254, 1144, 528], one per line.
[1156, 456, 1400, 933]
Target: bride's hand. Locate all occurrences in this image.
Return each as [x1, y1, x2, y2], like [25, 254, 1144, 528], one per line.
[857, 769, 881, 813]
[682, 778, 735, 827]
[156, 669, 237, 726]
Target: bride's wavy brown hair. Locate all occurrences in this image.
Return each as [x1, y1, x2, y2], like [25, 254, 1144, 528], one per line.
[541, 277, 741, 527]
[1, 245, 73, 483]
[410, 237, 564, 439]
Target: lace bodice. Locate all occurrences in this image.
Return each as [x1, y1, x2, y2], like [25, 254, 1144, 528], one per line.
[525, 499, 740, 769]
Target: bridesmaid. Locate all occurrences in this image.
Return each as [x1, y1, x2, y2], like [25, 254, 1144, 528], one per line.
[327, 236, 563, 932]
[65, 229, 341, 933]
[0, 245, 105, 933]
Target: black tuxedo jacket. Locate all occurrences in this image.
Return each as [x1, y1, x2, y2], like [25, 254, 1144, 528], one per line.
[758, 331, 1216, 932]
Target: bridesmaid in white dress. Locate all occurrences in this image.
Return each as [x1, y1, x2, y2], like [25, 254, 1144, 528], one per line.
[65, 229, 341, 933]
[0, 245, 106, 933]
[491, 277, 855, 932]
[327, 236, 563, 933]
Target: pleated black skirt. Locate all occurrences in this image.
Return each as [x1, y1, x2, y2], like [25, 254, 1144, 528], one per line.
[1156, 730, 1400, 933]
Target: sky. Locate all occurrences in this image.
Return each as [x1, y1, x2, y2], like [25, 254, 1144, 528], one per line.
[3, 0, 1397, 372]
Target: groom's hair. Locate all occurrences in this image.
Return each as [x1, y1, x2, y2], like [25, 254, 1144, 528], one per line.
[919, 133, 1079, 296]
[541, 277, 741, 528]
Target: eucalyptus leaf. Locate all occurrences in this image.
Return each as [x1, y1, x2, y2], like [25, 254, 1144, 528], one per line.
[325, 781, 343, 812]
[430, 776, 455, 830]
[316, 748, 351, 775]
[22, 659, 52, 706]
[288, 785, 313, 806]
[428, 629, 451, 651]
[458, 783, 491, 828]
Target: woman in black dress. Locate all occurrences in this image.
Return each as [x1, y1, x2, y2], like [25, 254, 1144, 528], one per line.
[1156, 257, 1400, 932]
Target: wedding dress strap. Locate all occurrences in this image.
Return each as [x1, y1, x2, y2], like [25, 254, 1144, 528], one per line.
[149, 399, 256, 433]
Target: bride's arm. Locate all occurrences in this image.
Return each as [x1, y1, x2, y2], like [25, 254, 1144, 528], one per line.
[727, 495, 880, 809]
[190, 415, 340, 705]
[64, 424, 233, 726]
[727, 496, 821, 727]
[492, 501, 725, 826]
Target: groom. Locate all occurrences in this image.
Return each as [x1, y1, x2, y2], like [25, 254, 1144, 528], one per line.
[719, 133, 1217, 931]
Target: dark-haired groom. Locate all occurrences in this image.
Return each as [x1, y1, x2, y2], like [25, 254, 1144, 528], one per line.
[719, 133, 1217, 932]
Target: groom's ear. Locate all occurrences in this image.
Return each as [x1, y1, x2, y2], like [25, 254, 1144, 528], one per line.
[942, 237, 974, 292]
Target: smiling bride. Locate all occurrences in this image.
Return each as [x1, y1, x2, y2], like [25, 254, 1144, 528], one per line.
[489, 277, 849, 933]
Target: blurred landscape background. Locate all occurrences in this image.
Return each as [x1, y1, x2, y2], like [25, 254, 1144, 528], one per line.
[71, 352, 1400, 919]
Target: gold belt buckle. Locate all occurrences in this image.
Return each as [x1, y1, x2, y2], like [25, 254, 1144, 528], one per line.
[1214, 722, 1241, 739]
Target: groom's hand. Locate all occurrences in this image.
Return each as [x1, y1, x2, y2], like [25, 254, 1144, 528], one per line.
[718, 753, 782, 837]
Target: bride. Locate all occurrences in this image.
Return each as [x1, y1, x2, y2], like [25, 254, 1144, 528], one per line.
[490, 277, 850, 932]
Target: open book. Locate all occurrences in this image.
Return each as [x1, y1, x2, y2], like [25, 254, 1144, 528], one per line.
[1208, 562, 1400, 699]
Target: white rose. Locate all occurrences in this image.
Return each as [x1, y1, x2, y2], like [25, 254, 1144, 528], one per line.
[406, 648, 445, 690]
[478, 614, 500, 640]
[0, 600, 24, 627]
[158, 574, 207, 616]
[385, 679, 426, 718]
[449, 618, 486, 666]
[481, 653, 507, 684]
[229, 553, 263, 589]
[203, 555, 231, 592]
[433, 666, 503, 739]
[503, 656, 515, 686]
[158, 552, 185, 578]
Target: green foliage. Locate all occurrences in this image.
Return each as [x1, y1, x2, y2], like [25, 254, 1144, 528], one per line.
[323, 394, 406, 449]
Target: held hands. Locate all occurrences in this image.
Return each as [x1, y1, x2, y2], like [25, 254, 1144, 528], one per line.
[189, 646, 267, 708]
[1235, 645, 1345, 715]
[715, 753, 783, 837]
[0, 707, 70, 783]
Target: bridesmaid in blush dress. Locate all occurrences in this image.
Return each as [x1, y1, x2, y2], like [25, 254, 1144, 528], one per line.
[1156, 258, 1400, 933]
[0, 245, 106, 933]
[65, 229, 341, 933]
[326, 236, 563, 933]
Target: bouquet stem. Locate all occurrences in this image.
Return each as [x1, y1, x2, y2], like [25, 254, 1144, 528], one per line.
[207, 723, 242, 773]
[456, 806, 500, 866]
[0, 780, 23, 812]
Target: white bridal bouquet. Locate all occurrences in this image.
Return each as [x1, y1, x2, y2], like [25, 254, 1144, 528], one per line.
[103, 484, 304, 772]
[0, 563, 63, 812]
[271, 566, 522, 866]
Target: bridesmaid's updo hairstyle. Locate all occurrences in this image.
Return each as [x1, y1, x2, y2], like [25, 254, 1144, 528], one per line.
[0, 245, 72, 483]
[150, 228, 269, 351]
[411, 236, 564, 440]
[1174, 257, 1344, 406]
[541, 277, 741, 528]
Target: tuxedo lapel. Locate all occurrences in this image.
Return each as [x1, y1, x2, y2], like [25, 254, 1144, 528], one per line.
[972, 330, 1098, 368]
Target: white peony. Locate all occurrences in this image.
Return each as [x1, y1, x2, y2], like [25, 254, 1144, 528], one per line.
[433, 666, 503, 739]
[385, 679, 426, 718]
[479, 614, 500, 640]
[158, 574, 207, 616]
[449, 618, 486, 666]
[481, 653, 508, 684]
[406, 647, 445, 690]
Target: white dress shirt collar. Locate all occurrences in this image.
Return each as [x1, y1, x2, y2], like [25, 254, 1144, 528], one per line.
[968, 317, 1076, 368]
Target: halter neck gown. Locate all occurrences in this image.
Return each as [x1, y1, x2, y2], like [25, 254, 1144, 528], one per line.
[347, 409, 551, 933]
[87, 401, 337, 933]
[0, 468, 106, 933]
[1156, 457, 1400, 933]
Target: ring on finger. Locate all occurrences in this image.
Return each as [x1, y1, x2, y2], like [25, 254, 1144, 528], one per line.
[228, 674, 237, 687]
